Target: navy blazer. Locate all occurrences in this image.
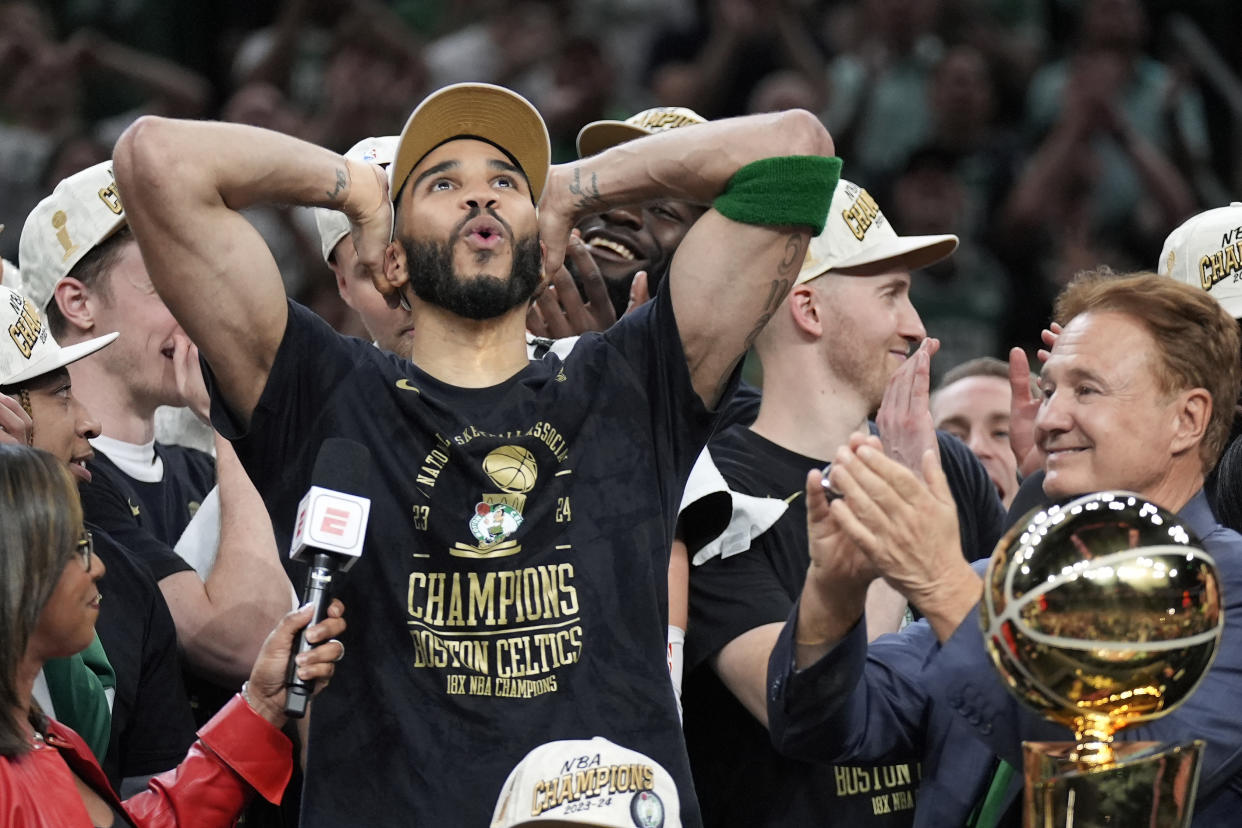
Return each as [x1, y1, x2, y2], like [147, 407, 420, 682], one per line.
[767, 490, 1242, 826]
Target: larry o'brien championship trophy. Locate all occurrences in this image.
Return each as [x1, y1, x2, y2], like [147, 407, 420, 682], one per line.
[981, 491, 1224, 827]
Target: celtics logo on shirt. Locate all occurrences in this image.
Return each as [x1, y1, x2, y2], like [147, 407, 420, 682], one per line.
[453, 445, 537, 559]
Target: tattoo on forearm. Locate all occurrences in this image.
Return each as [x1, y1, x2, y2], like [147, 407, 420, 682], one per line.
[568, 169, 607, 213]
[777, 232, 806, 277]
[740, 232, 808, 349]
[326, 167, 348, 201]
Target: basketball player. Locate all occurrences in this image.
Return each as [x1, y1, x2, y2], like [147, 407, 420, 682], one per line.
[112, 83, 840, 826]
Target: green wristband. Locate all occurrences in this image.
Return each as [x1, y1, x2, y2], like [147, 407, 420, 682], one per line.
[712, 155, 842, 232]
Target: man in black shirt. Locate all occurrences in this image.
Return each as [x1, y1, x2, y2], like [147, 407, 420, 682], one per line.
[680, 179, 1006, 827]
[112, 83, 840, 826]
[18, 161, 293, 695]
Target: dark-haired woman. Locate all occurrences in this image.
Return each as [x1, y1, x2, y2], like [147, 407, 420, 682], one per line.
[0, 444, 346, 826]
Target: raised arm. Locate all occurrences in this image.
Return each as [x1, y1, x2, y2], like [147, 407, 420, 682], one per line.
[538, 109, 837, 406]
[112, 117, 391, 424]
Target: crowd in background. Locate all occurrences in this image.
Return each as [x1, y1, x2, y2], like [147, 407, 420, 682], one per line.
[4, 0, 1241, 380]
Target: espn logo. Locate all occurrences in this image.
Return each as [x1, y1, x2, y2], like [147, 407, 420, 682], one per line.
[290, 486, 371, 570]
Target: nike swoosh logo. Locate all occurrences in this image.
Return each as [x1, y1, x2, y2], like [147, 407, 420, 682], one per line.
[127, 498, 141, 517]
[396, 379, 420, 393]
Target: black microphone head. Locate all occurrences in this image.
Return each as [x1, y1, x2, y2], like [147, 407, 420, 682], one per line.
[311, 437, 372, 497]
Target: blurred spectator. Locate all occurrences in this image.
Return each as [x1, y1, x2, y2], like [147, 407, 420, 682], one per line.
[938, 0, 1048, 118]
[747, 70, 826, 115]
[922, 45, 1022, 244]
[536, 36, 622, 162]
[1024, 0, 1204, 236]
[822, 0, 944, 185]
[895, 148, 1012, 378]
[423, 0, 562, 94]
[646, 0, 827, 119]
[0, 2, 208, 261]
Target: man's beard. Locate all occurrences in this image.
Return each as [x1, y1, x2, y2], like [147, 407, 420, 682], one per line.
[403, 226, 542, 321]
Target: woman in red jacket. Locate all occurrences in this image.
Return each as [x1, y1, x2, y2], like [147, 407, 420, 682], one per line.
[0, 444, 346, 826]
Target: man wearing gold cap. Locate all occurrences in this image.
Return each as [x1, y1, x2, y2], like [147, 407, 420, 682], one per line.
[112, 82, 840, 827]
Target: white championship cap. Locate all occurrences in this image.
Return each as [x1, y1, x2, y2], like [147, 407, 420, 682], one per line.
[0, 284, 116, 386]
[389, 82, 551, 203]
[576, 107, 707, 158]
[1159, 202, 1242, 319]
[19, 160, 128, 313]
[490, 737, 681, 828]
[797, 179, 958, 284]
[313, 136, 399, 264]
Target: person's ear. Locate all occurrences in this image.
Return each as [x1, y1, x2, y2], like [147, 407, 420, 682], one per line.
[1170, 387, 1211, 458]
[52, 277, 96, 337]
[788, 284, 822, 338]
[380, 241, 410, 309]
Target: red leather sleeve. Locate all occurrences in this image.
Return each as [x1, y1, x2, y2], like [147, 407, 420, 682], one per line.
[124, 694, 293, 827]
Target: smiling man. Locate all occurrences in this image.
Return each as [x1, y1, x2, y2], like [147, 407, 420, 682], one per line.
[18, 162, 292, 701]
[572, 107, 708, 316]
[767, 270, 1242, 825]
[677, 178, 1005, 828]
[111, 82, 840, 826]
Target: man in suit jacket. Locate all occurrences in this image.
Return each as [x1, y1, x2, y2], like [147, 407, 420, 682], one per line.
[766, 269, 1242, 826]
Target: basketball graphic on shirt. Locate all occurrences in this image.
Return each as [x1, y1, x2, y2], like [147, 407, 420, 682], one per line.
[981, 491, 1221, 758]
[483, 446, 538, 493]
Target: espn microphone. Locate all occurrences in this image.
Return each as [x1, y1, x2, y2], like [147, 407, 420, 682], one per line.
[284, 437, 372, 718]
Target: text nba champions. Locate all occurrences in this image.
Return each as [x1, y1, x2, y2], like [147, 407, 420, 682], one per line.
[530, 755, 657, 818]
[407, 564, 581, 698]
[408, 422, 582, 700]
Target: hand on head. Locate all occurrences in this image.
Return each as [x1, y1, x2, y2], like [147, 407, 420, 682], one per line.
[342, 159, 396, 307]
[536, 163, 608, 281]
[243, 598, 347, 728]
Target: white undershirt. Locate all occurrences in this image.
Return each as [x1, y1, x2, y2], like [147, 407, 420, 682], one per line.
[90, 434, 164, 483]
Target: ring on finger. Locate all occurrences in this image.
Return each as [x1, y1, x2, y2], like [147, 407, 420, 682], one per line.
[329, 638, 345, 663]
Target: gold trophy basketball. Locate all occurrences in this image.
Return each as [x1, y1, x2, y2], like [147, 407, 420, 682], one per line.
[980, 491, 1224, 827]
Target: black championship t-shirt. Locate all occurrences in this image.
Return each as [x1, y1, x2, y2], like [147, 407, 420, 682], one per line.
[80, 444, 215, 582]
[683, 424, 1004, 828]
[205, 287, 720, 828]
[90, 523, 196, 790]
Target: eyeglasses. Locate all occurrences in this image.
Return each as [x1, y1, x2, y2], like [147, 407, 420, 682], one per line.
[76, 530, 94, 572]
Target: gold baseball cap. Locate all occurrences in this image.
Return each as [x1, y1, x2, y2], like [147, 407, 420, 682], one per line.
[576, 106, 706, 158]
[388, 83, 551, 203]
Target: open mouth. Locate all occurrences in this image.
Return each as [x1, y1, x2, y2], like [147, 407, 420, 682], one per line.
[69, 457, 92, 483]
[88, 593, 101, 610]
[462, 216, 505, 250]
[585, 236, 637, 261]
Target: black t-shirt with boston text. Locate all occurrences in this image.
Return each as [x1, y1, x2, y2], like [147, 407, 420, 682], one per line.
[90, 523, 196, 789]
[204, 288, 721, 828]
[683, 424, 1004, 828]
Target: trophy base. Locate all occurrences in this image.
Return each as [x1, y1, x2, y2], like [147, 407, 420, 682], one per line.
[1022, 740, 1204, 828]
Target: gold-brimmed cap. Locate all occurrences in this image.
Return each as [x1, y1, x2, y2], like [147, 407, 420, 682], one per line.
[576, 106, 706, 158]
[388, 83, 551, 203]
